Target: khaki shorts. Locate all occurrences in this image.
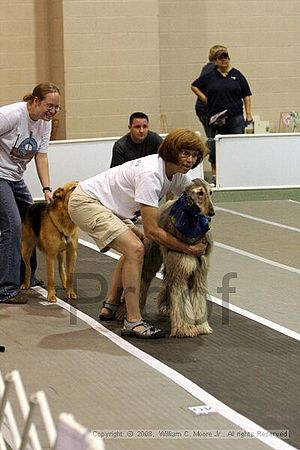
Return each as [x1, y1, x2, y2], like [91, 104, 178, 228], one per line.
[68, 185, 134, 251]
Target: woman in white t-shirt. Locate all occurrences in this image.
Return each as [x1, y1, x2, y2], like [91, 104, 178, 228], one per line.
[68, 128, 208, 339]
[0, 82, 61, 304]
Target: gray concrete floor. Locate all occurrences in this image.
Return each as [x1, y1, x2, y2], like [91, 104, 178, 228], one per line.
[1, 198, 299, 450]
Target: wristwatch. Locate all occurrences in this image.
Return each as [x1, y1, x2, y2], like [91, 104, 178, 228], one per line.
[42, 187, 52, 193]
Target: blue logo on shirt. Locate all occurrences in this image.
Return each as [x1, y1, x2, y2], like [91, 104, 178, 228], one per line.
[10, 135, 38, 161]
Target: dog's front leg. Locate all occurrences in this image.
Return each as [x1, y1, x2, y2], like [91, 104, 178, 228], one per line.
[190, 258, 213, 335]
[46, 255, 57, 303]
[163, 253, 204, 337]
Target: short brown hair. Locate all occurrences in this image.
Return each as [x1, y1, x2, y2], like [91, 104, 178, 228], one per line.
[158, 128, 208, 169]
[129, 112, 149, 125]
[23, 82, 61, 103]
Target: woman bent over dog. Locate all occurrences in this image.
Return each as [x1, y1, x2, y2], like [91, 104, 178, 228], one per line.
[68, 128, 208, 339]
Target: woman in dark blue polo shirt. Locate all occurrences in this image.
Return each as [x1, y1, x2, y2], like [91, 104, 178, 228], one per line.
[191, 49, 253, 184]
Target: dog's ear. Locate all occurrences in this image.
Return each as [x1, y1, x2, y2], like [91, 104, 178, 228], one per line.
[52, 187, 64, 200]
[191, 178, 203, 187]
[64, 181, 79, 193]
[70, 181, 79, 191]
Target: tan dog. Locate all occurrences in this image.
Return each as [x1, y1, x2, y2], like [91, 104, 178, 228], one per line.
[140, 179, 215, 337]
[21, 181, 79, 303]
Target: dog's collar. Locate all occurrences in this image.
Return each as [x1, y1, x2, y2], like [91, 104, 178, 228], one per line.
[169, 192, 211, 239]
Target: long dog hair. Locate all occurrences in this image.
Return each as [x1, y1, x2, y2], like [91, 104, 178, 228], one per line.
[21, 181, 79, 303]
[140, 178, 215, 337]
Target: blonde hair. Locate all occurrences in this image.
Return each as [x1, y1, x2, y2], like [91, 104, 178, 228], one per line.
[208, 45, 227, 62]
[158, 128, 208, 169]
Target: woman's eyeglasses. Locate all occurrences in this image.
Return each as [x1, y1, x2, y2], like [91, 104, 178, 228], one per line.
[42, 101, 61, 112]
[180, 150, 199, 159]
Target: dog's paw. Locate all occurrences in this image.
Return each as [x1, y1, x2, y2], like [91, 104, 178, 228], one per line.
[47, 294, 57, 303]
[170, 321, 213, 337]
[197, 321, 213, 335]
[20, 283, 30, 290]
[66, 290, 77, 300]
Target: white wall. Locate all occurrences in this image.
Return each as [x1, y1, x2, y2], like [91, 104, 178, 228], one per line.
[24, 133, 300, 199]
[216, 133, 300, 189]
[24, 137, 204, 200]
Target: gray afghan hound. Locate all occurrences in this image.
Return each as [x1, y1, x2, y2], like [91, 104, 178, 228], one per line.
[140, 179, 215, 337]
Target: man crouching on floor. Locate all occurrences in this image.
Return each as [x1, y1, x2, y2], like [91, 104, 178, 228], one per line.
[68, 128, 208, 339]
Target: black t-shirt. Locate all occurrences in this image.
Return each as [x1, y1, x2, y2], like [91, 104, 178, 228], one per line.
[192, 66, 252, 117]
[110, 131, 163, 167]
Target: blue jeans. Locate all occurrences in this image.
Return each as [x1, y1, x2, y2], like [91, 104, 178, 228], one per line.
[209, 114, 246, 164]
[0, 178, 37, 301]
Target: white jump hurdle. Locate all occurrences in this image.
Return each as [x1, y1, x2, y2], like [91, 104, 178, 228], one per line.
[0, 370, 104, 450]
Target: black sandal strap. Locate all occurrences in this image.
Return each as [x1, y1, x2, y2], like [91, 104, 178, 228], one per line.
[102, 301, 119, 314]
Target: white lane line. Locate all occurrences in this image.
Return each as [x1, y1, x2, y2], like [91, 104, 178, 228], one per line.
[96, 238, 300, 275]
[215, 242, 300, 274]
[152, 250, 300, 344]
[79, 238, 300, 339]
[79, 238, 120, 259]
[208, 295, 300, 342]
[215, 206, 300, 233]
[33, 286, 297, 450]
[155, 264, 300, 340]
[157, 271, 300, 341]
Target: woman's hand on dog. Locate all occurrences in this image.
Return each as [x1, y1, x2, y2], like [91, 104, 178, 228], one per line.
[44, 190, 53, 203]
[189, 240, 208, 256]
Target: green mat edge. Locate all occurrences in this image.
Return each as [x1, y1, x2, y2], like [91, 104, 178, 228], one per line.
[212, 187, 300, 203]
